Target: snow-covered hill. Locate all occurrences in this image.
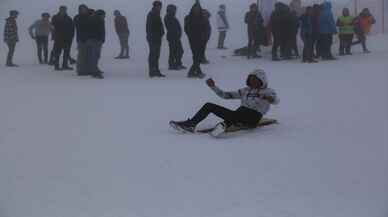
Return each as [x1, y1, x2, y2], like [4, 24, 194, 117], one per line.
[0, 1, 387, 217]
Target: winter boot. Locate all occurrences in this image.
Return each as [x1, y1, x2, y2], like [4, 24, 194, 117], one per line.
[170, 119, 196, 133]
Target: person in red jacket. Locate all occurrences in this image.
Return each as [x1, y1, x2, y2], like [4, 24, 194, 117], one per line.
[114, 10, 130, 59]
[352, 8, 376, 53]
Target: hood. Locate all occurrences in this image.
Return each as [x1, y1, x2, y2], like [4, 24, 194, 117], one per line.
[189, 3, 203, 17]
[248, 69, 268, 88]
[322, 1, 332, 11]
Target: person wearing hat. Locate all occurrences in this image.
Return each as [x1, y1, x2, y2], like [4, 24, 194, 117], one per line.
[146, 0, 165, 78]
[29, 13, 53, 64]
[51, 6, 75, 70]
[216, 4, 229, 49]
[114, 10, 130, 59]
[4, 10, 19, 67]
[170, 69, 279, 135]
[164, 4, 186, 71]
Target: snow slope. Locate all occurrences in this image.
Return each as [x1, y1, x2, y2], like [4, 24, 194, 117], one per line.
[0, 1, 387, 217]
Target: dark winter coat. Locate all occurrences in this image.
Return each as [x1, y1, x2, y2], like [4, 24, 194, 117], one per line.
[146, 8, 165, 42]
[184, 4, 208, 47]
[74, 14, 90, 43]
[300, 14, 313, 38]
[3, 17, 18, 43]
[311, 11, 320, 38]
[87, 15, 106, 43]
[270, 3, 292, 39]
[203, 10, 212, 42]
[115, 15, 129, 35]
[164, 12, 182, 41]
[51, 13, 75, 45]
[290, 11, 300, 36]
[318, 2, 337, 34]
[245, 10, 264, 39]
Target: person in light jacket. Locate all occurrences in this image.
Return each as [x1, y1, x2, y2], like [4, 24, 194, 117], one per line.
[216, 4, 229, 49]
[29, 13, 52, 64]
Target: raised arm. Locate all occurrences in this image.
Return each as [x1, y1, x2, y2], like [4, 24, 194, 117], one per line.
[206, 79, 241, 100]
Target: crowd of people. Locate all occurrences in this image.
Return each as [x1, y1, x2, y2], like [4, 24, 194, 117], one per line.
[3, 0, 376, 79]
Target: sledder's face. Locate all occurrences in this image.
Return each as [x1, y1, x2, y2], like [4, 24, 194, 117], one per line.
[248, 76, 263, 89]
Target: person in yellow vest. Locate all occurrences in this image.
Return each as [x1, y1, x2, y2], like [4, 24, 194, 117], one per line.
[352, 8, 376, 53]
[336, 8, 355, 55]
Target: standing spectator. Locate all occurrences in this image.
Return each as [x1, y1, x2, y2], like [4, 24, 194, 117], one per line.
[74, 4, 90, 76]
[216, 4, 229, 49]
[51, 6, 75, 70]
[352, 8, 376, 53]
[29, 13, 52, 64]
[300, 6, 317, 63]
[164, 4, 186, 70]
[318, 2, 337, 60]
[271, 3, 291, 61]
[336, 8, 355, 55]
[185, 2, 207, 78]
[114, 10, 130, 59]
[3, 10, 19, 67]
[201, 9, 211, 64]
[146, 1, 165, 78]
[87, 9, 106, 79]
[245, 3, 264, 59]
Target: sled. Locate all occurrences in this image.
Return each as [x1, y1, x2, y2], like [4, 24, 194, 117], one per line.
[196, 118, 278, 134]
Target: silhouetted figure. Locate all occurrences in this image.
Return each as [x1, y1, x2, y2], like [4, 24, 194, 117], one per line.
[146, 1, 165, 78]
[4, 10, 19, 67]
[164, 4, 186, 70]
[114, 10, 130, 59]
[184, 2, 207, 78]
[51, 6, 75, 70]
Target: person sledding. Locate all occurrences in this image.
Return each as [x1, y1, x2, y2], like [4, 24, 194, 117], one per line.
[170, 69, 279, 136]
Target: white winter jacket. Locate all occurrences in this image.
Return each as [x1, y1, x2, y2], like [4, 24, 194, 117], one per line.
[216, 9, 229, 31]
[210, 70, 279, 115]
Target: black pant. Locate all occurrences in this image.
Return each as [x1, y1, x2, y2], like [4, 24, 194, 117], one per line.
[191, 103, 262, 128]
[189, 40, 205, 75]
[118, 33, 129, 57]
[168, 39, 183, 68]
[148, 39, 162, 75]
[352, 33, 368, 51]
[272, 36, 289, 59]
[36, 36, 49, 63]
[218, 31, 227, 48]
[302, 35, 314, 61]
[339, 34, 354, 55]
[318, 34, 334, 59]
[247, 31, 260, 58]
[6, 42, 16, 65]
[53, 41, 71, 68]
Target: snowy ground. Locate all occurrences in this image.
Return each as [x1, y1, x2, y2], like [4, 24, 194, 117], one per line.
[0, 1, 388, 216]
